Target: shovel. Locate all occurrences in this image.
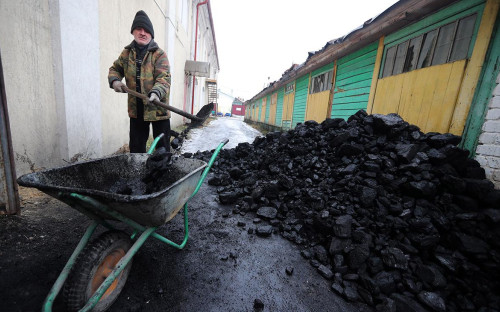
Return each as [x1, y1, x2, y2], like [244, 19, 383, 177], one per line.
[123, 87, 213, 126]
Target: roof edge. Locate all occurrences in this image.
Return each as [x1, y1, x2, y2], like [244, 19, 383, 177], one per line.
[246, 0, 459, 104]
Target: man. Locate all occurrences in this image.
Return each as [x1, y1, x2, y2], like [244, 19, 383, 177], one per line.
[109, 10, 171, 153]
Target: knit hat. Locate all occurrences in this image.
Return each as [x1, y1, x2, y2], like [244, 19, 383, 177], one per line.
[130, 10, 154, 38]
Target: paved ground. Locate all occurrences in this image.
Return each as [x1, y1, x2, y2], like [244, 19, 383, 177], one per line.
[0, 183, 371, 312]
[0, 117, 372, 311]
[111, 182, 371, 312]
[181, 116, 262, 154]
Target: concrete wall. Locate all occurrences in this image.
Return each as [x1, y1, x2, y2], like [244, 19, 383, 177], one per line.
[0, 0, 218, 177]
[475, 71, 500, 189]
[171, 0, 193, 128]
[1, 0, 104, 171]
[187, 1, 219, 123]
[0, 0, 61, 173]
[218, 90, 234, 114]
[59, 0, 102, 160]
[98, 0, 168, 155]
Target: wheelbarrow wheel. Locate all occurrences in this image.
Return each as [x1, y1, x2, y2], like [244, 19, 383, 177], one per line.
[62, 230, 133, 312]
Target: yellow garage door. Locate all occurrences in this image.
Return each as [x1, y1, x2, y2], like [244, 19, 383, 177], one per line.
[372, 60, 467, 134]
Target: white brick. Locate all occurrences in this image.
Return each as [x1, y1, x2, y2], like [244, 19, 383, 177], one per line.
[483, 120, 500, 133]
[479, 132, 500, 145]
[475, 155, 488, 167]
[491, 96, 500, 109]
[488, 168, 500, 189]
[476, 144, 500, 157]
[493, 82, 500, 94]
[491, 157, 500, 169]
[487, 155, 499, 169]
[486, 108, 500, 120]
[484, 166, 492, 175]
[492, 168, 500, 180]
[475, 153, 500, 168]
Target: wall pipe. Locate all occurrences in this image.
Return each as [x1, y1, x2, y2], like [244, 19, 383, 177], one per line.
[191, 0, 209, 115]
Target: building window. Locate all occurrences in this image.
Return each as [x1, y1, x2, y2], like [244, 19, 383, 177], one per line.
[450, 14, 477, 61]
[310, 70, 333, 94]
[416, 29, 438, 69]
[381, 14, 477, 78]
[393, 41, 409, 75]
[403, 36, 423, 72]
[382, 46, 397, 78]
[285, 82, 295, 94]
[432, 22, 456, 66]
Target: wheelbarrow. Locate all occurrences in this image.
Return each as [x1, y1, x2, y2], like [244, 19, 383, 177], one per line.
[17, 135, 228, 312]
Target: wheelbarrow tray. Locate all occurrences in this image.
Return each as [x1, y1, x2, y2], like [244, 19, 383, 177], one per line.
[17, 154, 207, 227]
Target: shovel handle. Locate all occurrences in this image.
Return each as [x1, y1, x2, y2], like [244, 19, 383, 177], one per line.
[123, 87, 204, 122]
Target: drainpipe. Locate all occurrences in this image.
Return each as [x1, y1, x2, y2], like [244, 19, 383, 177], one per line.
[0, 50, 20, 215]
[191, 0, 208, 115]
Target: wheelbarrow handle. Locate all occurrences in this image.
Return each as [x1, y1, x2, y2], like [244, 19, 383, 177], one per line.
[189, 139, 228, 198]
[148, 134, 165, 154]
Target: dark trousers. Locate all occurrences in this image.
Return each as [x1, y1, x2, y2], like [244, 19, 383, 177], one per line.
[129, 118, 170, 153]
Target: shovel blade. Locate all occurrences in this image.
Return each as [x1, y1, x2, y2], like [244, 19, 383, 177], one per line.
[191, 102, 214, 126]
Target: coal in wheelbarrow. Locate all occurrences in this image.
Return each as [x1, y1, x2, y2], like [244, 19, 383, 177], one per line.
[17, 153, 208, 227]
[109, 147, 174, 195]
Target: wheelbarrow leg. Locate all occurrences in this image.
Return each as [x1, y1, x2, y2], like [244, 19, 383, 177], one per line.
[70, 193, 191, 250]
[43, 221, 99, 312]
[79, 227, 157, 312]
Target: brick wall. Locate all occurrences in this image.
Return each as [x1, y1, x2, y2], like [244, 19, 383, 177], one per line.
[475, 72, 500, 189]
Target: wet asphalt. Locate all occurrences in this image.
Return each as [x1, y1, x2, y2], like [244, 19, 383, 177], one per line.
[4, 117, 372, 311]
[109, 182, 372, 312]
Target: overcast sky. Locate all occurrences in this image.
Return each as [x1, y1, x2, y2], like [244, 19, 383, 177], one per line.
[209, 0, 399, 100]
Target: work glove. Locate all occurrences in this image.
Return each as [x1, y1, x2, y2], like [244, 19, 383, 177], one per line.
[148, 92, 159, 105]
[112, 80, 126, 93]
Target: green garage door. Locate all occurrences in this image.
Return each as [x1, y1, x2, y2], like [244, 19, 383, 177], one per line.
[331, 41, 378, 119]
[292, 74, 309, 128]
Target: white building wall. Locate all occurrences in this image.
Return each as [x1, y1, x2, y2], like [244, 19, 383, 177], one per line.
[475, 71, 500, 189]
[0, 0, 218, 176]
[1, 0, 105, 172]
[98, 1, 168, 155]
[0, 0, 61, 174]
[187, 1, 219, 122]
[60, 0, 102, 159]
[217, 90, 234, 115]
[170, 0, 194, 128]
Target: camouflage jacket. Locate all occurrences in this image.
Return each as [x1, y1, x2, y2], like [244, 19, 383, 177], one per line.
[108, 40, 171, 121]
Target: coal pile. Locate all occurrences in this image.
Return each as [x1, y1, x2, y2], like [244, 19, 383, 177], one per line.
[191, 111, 500, 312]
